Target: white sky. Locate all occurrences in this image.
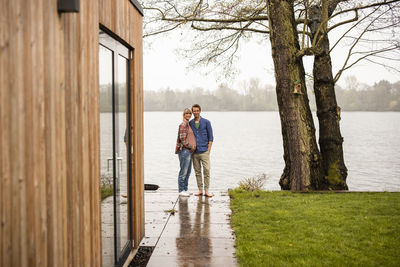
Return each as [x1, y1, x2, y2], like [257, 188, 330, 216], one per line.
[143, 31, 400, 92]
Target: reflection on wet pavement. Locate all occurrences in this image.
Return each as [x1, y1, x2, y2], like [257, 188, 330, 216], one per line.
[145, 191, 237, 267]
[176, 197, 212, 266]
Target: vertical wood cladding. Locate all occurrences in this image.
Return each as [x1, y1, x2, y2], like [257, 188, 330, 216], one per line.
[0, 0, 144, 265]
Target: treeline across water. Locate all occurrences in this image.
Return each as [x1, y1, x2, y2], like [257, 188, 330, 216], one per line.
[144, 79, 400, 111]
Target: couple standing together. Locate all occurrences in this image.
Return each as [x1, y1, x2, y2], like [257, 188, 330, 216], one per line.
[175, 104, 214, 198]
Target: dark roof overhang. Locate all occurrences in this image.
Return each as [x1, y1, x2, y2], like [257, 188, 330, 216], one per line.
[130, 0, 144, 16]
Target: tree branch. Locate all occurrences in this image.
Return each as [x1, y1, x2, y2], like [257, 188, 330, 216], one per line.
[144, 23, 184, 38]
[327, 10, 358, 33]
[330, 0, 400, 20]
[364, 57, 400, 73]
[333, 6, 393, 82]
[330, 7, 379, 53]
[190, 23, 269, 34]
[334, 45, 400, 83]
[158, 15, 269, 24]
[297, 47, 316, 57]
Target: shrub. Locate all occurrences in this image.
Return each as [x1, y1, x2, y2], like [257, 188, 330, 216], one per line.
[238, 173, 267, 192]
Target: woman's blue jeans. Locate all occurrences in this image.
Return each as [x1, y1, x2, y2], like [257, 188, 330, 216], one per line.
[178, 148, 192, 192]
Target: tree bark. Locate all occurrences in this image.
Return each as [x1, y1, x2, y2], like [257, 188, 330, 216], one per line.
[309, 5, 348, 190]
[267, 0, 324, 191]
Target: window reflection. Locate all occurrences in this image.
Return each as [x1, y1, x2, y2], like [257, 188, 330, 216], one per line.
[99, 30, 132, 267]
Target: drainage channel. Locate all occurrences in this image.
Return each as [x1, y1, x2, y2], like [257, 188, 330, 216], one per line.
[129, 196, 179, 267]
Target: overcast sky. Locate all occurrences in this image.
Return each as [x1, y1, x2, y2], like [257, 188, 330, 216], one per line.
[143, 30, 400, 92]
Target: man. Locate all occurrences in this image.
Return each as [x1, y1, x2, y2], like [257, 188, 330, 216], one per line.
[189, 104, 214, 197]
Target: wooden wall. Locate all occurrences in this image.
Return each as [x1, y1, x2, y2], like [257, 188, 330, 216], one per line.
[0, 0, 144, 266]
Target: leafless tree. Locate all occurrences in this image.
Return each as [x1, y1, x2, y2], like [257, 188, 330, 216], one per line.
[141, 0, 400, 191]
[295, 0, 400, 189]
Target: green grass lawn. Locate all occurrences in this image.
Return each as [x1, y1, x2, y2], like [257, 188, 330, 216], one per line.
[229, 190, 400, 267]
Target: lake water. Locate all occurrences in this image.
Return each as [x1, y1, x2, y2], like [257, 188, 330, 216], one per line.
[144, 112, 400, 192]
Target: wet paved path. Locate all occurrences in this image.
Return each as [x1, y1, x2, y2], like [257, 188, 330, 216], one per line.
[142, 190, 238, 267]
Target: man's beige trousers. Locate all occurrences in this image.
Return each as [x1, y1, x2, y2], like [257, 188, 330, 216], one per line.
[192, 151, 210, 190]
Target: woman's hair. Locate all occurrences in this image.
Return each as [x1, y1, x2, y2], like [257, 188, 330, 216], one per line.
[182, 108, 192, 118]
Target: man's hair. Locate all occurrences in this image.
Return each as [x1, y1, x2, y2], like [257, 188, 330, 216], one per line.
[192, 104, 201, 112]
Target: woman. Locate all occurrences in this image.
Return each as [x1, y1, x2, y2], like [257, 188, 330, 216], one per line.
[175, 108, 196, 197]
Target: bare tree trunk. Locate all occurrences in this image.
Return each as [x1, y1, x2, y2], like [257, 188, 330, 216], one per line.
[309, 6, 348, 190]
[267, 0, 324, 191]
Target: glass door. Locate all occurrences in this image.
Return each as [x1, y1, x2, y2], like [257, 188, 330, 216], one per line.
[99, 29, 132, 267]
